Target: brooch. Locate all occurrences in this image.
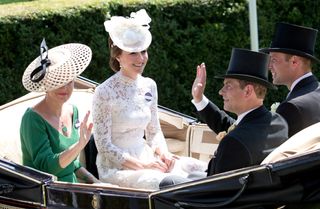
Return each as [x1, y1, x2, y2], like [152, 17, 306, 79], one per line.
[74, 119, 81, 129]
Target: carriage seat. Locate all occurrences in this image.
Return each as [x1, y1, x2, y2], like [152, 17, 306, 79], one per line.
[261, 121, 320, 164]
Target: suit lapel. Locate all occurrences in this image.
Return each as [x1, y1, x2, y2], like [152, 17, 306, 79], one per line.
[237, 106, 268, 126]
[286, 75, 319, 101]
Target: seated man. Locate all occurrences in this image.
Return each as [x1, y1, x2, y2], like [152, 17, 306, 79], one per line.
[261, 22, 320, 137]
[160, 48, 288, 188]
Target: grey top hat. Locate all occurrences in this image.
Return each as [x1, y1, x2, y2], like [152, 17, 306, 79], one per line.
[260, 22, 319, 62]
[215, 48, 276, 89]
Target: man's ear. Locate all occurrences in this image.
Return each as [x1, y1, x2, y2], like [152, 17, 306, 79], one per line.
[290, 55, 300, 68]
[244, 84, 254, 97]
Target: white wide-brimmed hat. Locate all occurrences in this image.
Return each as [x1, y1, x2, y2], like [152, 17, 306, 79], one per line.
[104, 9, 152, 52]
[22, 40, 92, 92]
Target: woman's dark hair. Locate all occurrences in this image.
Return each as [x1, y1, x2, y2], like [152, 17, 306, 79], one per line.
[108, 37, 122, 72]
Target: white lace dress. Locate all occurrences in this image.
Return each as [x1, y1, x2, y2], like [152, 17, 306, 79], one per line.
[92, 71, 206, 190]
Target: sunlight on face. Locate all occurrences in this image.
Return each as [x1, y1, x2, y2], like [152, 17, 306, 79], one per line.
[269, 52, 292, 86]
[117, 50, 149, 78]
[219, 78, 246, 115]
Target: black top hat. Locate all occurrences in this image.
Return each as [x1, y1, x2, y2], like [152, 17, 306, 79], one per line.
[215, 48, 276, 89]
[260, 22, 319, 62]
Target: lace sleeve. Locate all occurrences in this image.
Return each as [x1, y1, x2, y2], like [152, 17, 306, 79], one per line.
[92, 85, 127, 166]
[145, 79, 168, 153]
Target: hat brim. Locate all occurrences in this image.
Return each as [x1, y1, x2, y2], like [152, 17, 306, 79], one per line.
[22, 43, 92, 92]
[215, 74, 277, 90]
[260, 47, 320, 63]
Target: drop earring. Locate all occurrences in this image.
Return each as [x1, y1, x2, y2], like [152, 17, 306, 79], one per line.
[120, 64, 125, 71]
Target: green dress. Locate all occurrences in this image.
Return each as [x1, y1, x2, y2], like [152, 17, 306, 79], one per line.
[20, 105, 82, 183]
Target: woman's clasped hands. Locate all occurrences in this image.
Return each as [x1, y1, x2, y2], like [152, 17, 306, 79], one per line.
[142, 152, 178, 173]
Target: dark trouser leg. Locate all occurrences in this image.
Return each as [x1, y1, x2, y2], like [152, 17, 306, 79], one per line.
[159, 175, 191, 189]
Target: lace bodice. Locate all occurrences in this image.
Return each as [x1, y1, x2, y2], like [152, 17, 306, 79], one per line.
[92, 71, 167, 169]
[92, 71, 207, 190]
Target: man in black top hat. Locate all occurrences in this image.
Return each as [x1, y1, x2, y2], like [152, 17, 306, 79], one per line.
[191, 48, 288, 175]
[159, 48, 288, 188]
[260, 22, 320, 137]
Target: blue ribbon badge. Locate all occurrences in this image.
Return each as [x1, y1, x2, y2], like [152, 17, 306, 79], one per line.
[144, 92, 152, 102]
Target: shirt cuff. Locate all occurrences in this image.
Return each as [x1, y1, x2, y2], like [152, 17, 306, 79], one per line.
[191, 95, 209, 111]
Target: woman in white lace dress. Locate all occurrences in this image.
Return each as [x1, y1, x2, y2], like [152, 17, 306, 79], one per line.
[92, 9, 207, 190]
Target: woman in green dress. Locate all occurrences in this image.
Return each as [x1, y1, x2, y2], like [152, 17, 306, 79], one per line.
[20, 39, 100, 183]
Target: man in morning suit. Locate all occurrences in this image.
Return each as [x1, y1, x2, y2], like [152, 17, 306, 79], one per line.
[191, 48, 288, 175]
[261, 22, 320, 137]
[159, 48, 288, 188]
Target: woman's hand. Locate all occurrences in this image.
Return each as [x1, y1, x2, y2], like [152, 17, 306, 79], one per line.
[79, 110, 93, 149]
[159, 152, 179, 172]
[192, 63, 207, 103]
[59, 110, 93, 169]
[76, 167, 101, 184]
[143, 160, 169, 173]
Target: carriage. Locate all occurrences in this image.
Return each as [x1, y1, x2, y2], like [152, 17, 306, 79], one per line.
[0, 77, 319, 209]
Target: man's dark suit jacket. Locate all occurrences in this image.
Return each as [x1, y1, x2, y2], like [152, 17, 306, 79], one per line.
[198, 103, 288, 176]
[276, 75, 320, 137]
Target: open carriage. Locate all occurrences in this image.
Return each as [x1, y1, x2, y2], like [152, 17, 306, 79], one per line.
[0, 77, 319, 209]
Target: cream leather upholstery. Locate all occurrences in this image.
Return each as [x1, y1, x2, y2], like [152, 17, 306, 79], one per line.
[262, 122, 320, 164]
